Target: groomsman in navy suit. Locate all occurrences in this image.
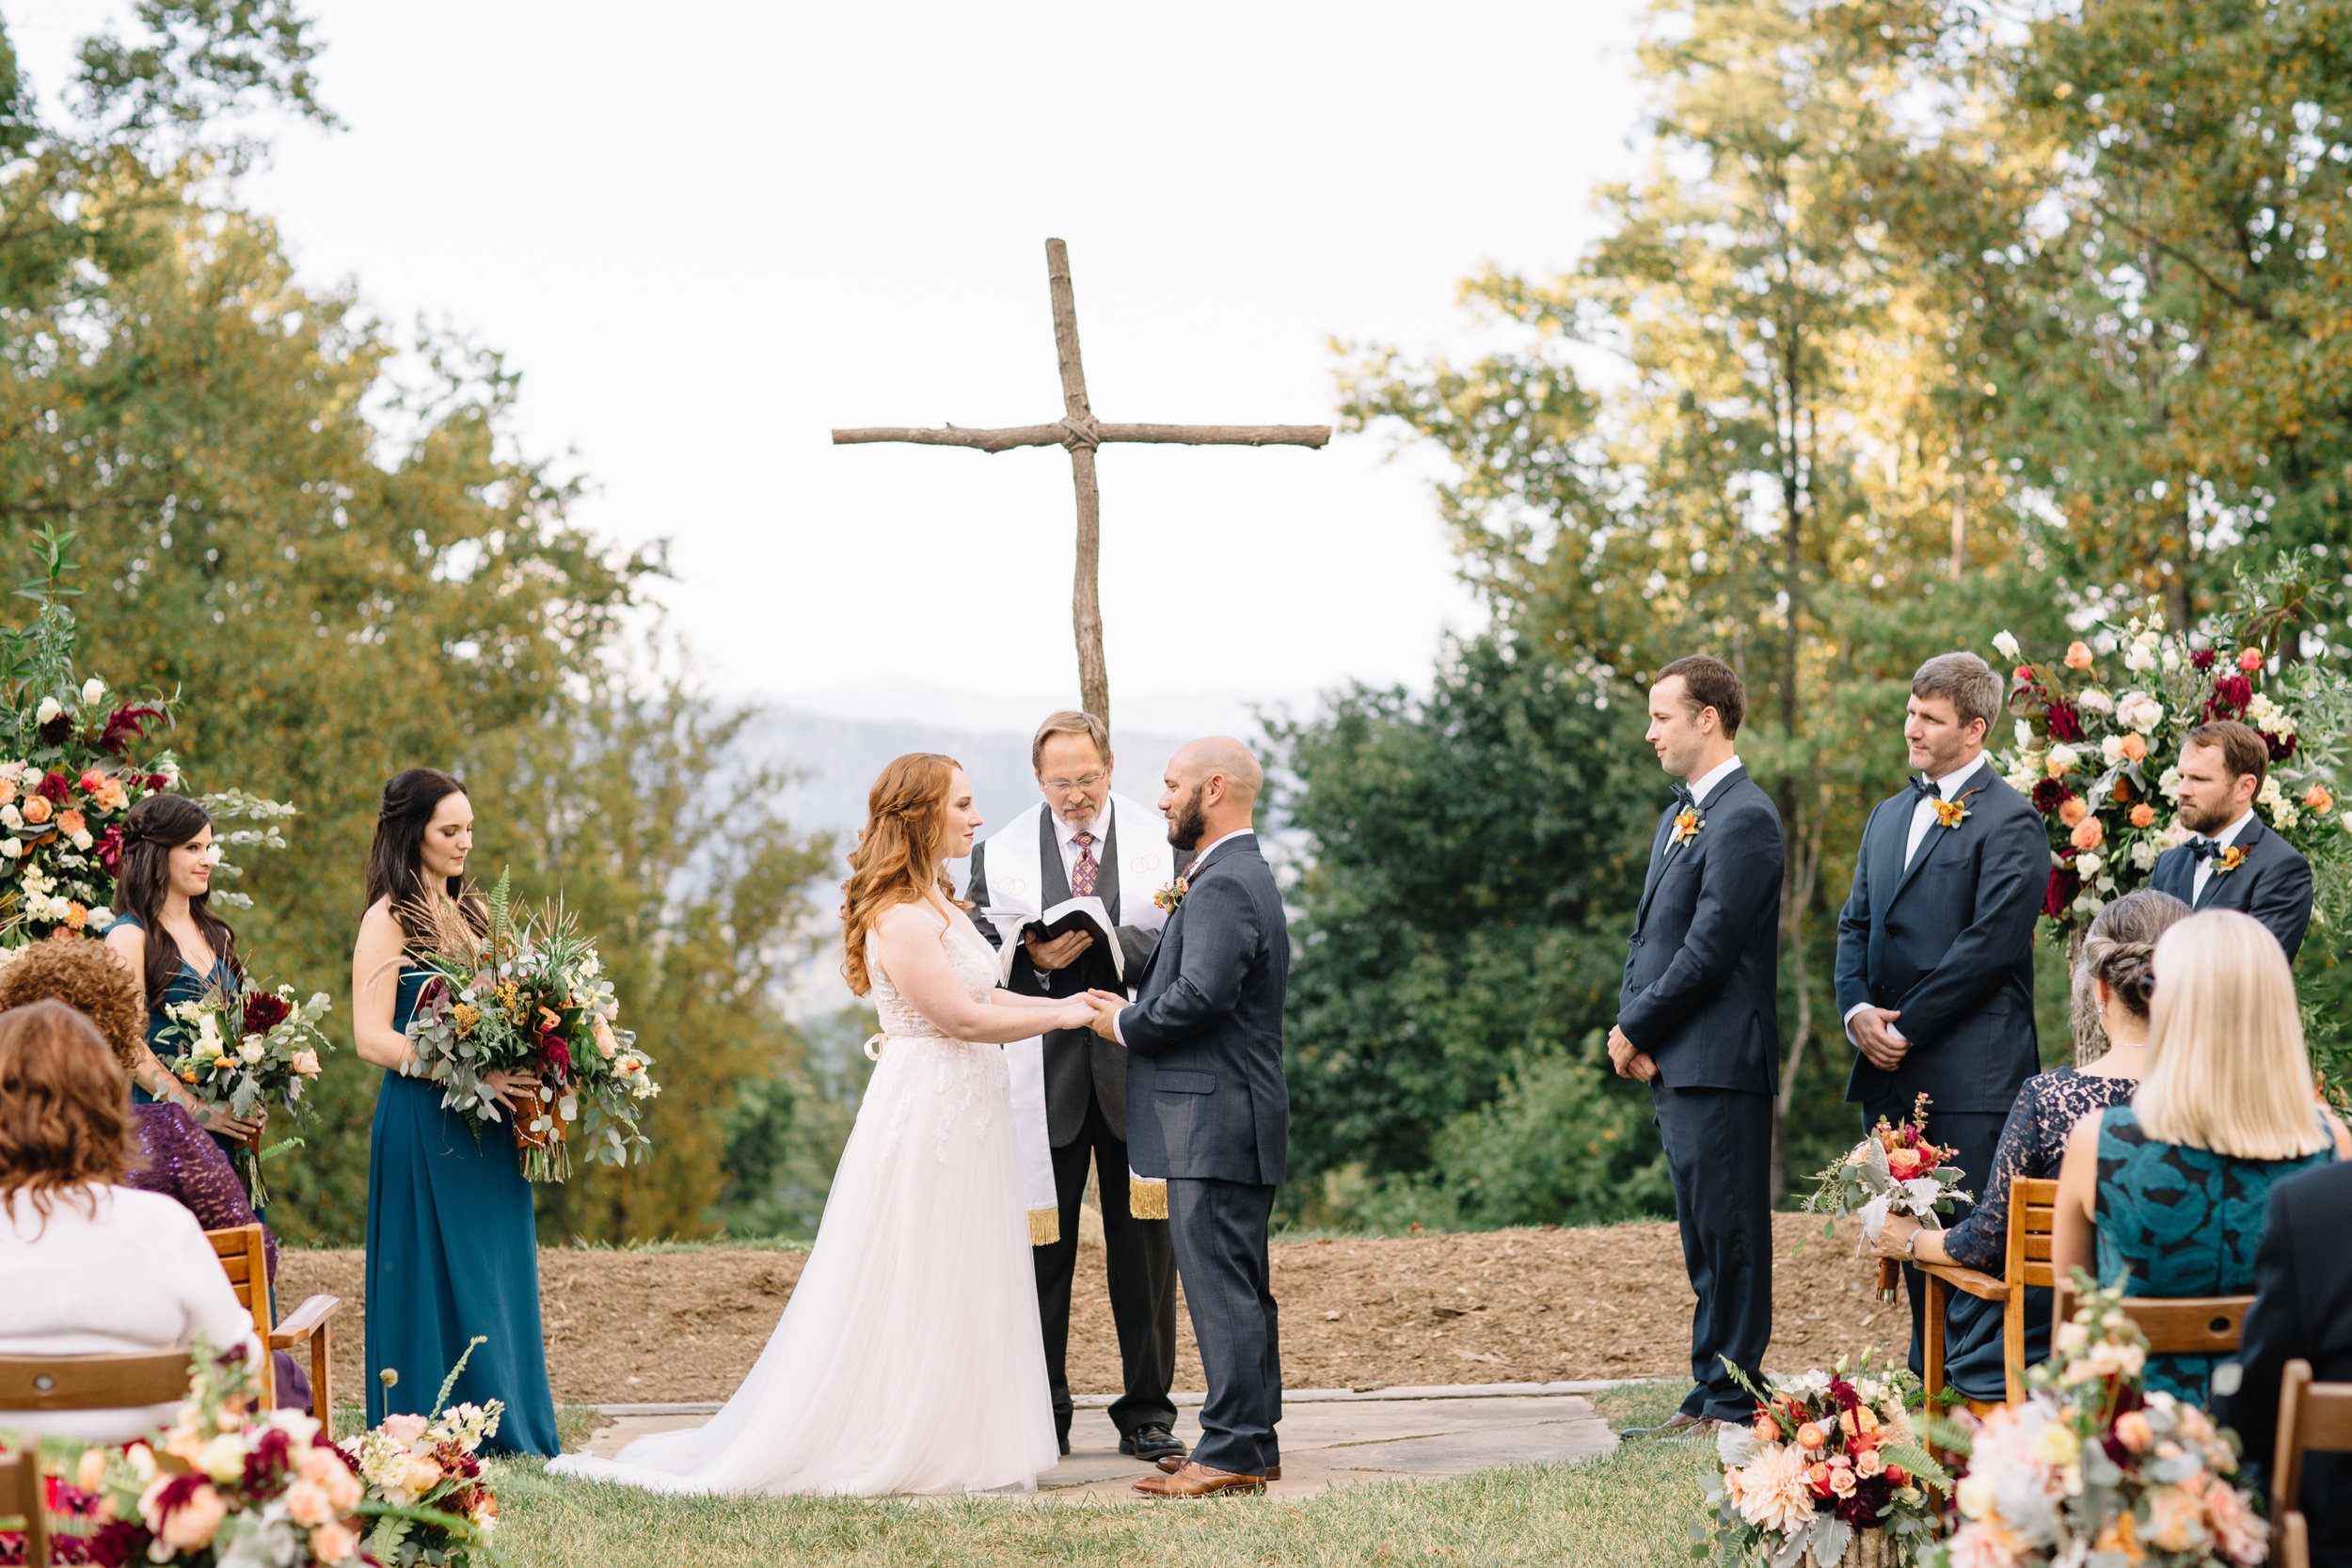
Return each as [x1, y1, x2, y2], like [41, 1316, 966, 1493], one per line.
[1610, 655, 1783, 1435]
[2149, 719, 2313, 962]
[1836, 653, 2046, 1377]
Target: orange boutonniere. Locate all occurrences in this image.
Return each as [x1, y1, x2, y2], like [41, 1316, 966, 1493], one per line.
[2214, 845, 2249, 876]
[1672, 807, 1704, 847]
[1153, 877, 1189, 913]
[1932, 784, 1985, 832]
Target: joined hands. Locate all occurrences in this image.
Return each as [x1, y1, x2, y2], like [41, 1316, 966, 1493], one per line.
[1849, 1006, 1910, 1070]
[1605, 1025, 1658, 1084]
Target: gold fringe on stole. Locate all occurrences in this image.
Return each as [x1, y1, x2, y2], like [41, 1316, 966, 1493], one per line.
[1129, 1174, 1168, 1221]
[1028, 1207, 1060, 1246]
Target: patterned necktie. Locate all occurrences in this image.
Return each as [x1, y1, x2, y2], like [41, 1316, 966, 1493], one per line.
[1071, 831, 1099, 896]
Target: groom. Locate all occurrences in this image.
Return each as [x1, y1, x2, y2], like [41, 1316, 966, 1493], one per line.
[1086, 737, 1289, 1498]
[1611, 655, 1783, 1435]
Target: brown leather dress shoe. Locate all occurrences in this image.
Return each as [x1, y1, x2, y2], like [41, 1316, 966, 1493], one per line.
[1133, 1461, 1267, 1497]
[1157, 1455, 1280, 1480]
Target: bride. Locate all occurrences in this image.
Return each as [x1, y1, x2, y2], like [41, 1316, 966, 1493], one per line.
[548, 753, 1088, 1495]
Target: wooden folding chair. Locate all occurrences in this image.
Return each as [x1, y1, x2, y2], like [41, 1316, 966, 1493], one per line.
[2050, 1279, 2254, 1366]
[2271, 1358, 2352, 1568]
[1920, 1177, 2061, 1412]
[205, 1224, 341, 1425]
[0, 1348, 196, 1568]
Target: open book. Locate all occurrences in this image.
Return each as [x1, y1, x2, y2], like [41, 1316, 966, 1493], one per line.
[982, 896, 1123, 981]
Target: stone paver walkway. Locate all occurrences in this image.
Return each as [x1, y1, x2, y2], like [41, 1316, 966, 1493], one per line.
[580, 1381, 1624, 1502]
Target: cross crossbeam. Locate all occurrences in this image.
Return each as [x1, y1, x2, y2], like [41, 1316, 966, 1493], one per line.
[831, 239, 1329, 729]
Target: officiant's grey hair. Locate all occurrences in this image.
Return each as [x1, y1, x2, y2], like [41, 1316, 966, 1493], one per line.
[1031, 710, 1110, 770]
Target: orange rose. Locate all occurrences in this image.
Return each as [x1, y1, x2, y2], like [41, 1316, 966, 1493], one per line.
[2065, 641, 2095, 670]
[20, 795, 50, 825]
[2119, 733, 2147, 761]
[2058, 798, 2090, 828]
[2239, 646, 2265, 673]
[2306, 784, 2334, 814]
[1805, 1461, 1836, 1497]
[1886, 1146, 1926, 1181]
[1795, 1422, 1827, 1450]
[2071, 816, 2105, 851]
[2013, 664, 2034, 680]
[2130, 803, 2156, 828]
[97, 777, 128, 812]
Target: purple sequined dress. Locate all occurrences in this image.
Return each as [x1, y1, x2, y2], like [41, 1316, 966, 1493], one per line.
[128, 1104, 310, 1411]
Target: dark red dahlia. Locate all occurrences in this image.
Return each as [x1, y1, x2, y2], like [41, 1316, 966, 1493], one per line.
[2264, 730, 2298, 762]
[36, 771, 70, 804]
[2044, 867, 2082, 917]
[38, 714, 71, 745]
[145, 772, 169, 791]
[540, 1037, 573, 1079]
[2031, 779, 2073, 816]
[98, 704, 168, 756]
[2191, 647, 2217, 672]
[243, 990, 294, 1036]
[2203, 675, 2253, 721]
[243, 1424, 294, 1487]
[2044, 699, 2084, 742]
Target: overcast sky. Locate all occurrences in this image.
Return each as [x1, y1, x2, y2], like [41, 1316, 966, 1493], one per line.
[12, 1, 1648, 727]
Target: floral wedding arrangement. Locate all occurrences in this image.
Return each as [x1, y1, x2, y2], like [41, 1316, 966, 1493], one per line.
[1802, 1094, 1973, 1301]
[342, 1338, 503, 1567]
[155, 975, 335, 1207]
[1703, 1356, 1947, 1568]
[1994, 559, 2352, 937]
[403, 870, 656, 1181]
[1929, 1275, 2266, 1568]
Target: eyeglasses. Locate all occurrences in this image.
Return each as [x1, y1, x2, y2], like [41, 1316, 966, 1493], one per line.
[1041, 771, 1107, 794]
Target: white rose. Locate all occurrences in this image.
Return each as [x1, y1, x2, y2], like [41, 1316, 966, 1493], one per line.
[0, 841, 20, 861]
[70, 831, 90, 850]
[2162, 643, 2181, 671]
[2131, 841, 2159, 871]
[33, 697, 59, 725]
[1993, 630, 2022, 661]
[2079, 689, 2116, 716]
[87, 905, 112, 926]
[2102, 735, 2127, 765]
[2047, 744, 2081, 777]
[0, 804, 19, 830]
[2116, 691, 2164, 732]
[2075, 852, 2104, 879]
[80, 677, 104, 706]
[2158, 766, 2184, 801]
[238, 1039, 265, 1065]
[2124, 643, 2156, 673]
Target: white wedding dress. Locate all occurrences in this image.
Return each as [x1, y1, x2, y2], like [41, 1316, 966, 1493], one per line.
[547, 915, 1058, 1495]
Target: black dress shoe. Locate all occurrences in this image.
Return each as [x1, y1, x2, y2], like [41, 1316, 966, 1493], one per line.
[1121, 1424, 1186, 1462]
[1057, 1431, 1072, 1457]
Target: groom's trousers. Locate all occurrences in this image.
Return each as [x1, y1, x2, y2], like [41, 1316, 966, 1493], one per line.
[1167, 1177, 1281, 1476]
[1654, 1082, 1773, 1421]
[1034, 1098, 1179, 1442]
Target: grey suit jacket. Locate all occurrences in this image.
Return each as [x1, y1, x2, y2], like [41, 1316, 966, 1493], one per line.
[1120, 833, 1290, 1186]
[2149, 816, 2313, 962]
[967, 810, 1177, 1145]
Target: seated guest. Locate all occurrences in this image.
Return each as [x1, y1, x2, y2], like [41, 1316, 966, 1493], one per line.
[2212, 1159, 2352, 1568]
[2053, 909, 2348, 1403]
[0, 939, 306, 1411]
[0, 1000, 263, 1443]
[1872, 888, 2188, 1398]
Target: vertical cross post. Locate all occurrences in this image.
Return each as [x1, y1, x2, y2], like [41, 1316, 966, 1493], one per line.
[1045, 240, 1109, 726]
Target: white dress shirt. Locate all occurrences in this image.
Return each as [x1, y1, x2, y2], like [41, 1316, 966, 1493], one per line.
[1111, 830, 1257, 1045]
[2190, 809, 2258, 905]
[1844, 752, 1990, 1040]
[0, 1185, 265, 1442]
[1685, 753, 1745, 809]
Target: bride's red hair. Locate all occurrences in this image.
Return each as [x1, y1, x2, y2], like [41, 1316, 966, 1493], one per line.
[840, 752, 966, 996]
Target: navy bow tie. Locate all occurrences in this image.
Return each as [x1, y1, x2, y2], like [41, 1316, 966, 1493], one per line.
[1909, 775, 1942, 805]
[1670, 783, 1696, 811]
[2188, 837, 2227, 862]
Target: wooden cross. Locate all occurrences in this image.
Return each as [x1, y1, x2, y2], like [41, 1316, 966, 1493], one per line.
[832, 238, 1330, 730]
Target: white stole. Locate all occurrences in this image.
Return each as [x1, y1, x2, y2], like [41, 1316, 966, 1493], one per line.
[977, 794, 1176, 1240]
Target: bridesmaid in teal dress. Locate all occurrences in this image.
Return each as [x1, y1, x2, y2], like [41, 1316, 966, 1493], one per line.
[356, 767, 559, 1457]
[2054, 908, 2349, 1403]
[102, 794, 270, 1158]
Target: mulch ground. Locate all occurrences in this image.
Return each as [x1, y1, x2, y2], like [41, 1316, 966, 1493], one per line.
[280, 1213, 1899, 1407]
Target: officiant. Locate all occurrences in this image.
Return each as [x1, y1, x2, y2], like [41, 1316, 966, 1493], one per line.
[965, 710, 1187, 1465]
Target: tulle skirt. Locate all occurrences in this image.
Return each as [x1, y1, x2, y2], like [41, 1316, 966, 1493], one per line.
[546, 1035, 1057, 1496]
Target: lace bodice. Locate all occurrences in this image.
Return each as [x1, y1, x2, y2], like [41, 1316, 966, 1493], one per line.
[866, 913, 999, 1039]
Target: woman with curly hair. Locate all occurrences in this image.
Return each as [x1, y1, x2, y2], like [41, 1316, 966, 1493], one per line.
[548, 753, 1086, 1496]
[0, 938, 309, 1410]
[0, 1000, 263, 1442]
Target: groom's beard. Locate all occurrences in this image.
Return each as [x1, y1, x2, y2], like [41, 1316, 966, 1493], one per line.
[1168, 784, 1210, 851]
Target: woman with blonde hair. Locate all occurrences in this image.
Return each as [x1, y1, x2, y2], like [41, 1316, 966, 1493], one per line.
[1874, 887, 2189, 1398]
[550, 753, 1091, 1496]
[2054, 908, 2348, 1401]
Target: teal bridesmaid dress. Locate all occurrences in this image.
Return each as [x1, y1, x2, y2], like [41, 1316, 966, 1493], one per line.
[2093, 1102, 2337, 1404]
[109, 911, 232, 1109]
[365, 967, 561, 1456]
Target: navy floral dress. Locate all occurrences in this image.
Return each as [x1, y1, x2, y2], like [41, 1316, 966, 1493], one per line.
[1936, 1068, 2139, 1399]
[2093, 1103, 2338, 1403]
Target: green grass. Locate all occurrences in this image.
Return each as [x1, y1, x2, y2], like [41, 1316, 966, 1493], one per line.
[481, 1383, 1722, 1567]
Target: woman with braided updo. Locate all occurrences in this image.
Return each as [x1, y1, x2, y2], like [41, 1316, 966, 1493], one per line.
[1869, 888, 2189, 1399]
[101, 793, 267, 1152]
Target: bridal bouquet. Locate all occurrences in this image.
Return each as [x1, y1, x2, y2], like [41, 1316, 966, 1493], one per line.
[1803, 1094, 1973, 1301]
[342, 1339, 502, 1567]
[1702, 1356, 1946, 1568]
[8, 1338, 374, 1568]
[155, 974, 333, 1209]
[402, 870, 656, 1181]
[1928, 1275, 2267, 1568]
